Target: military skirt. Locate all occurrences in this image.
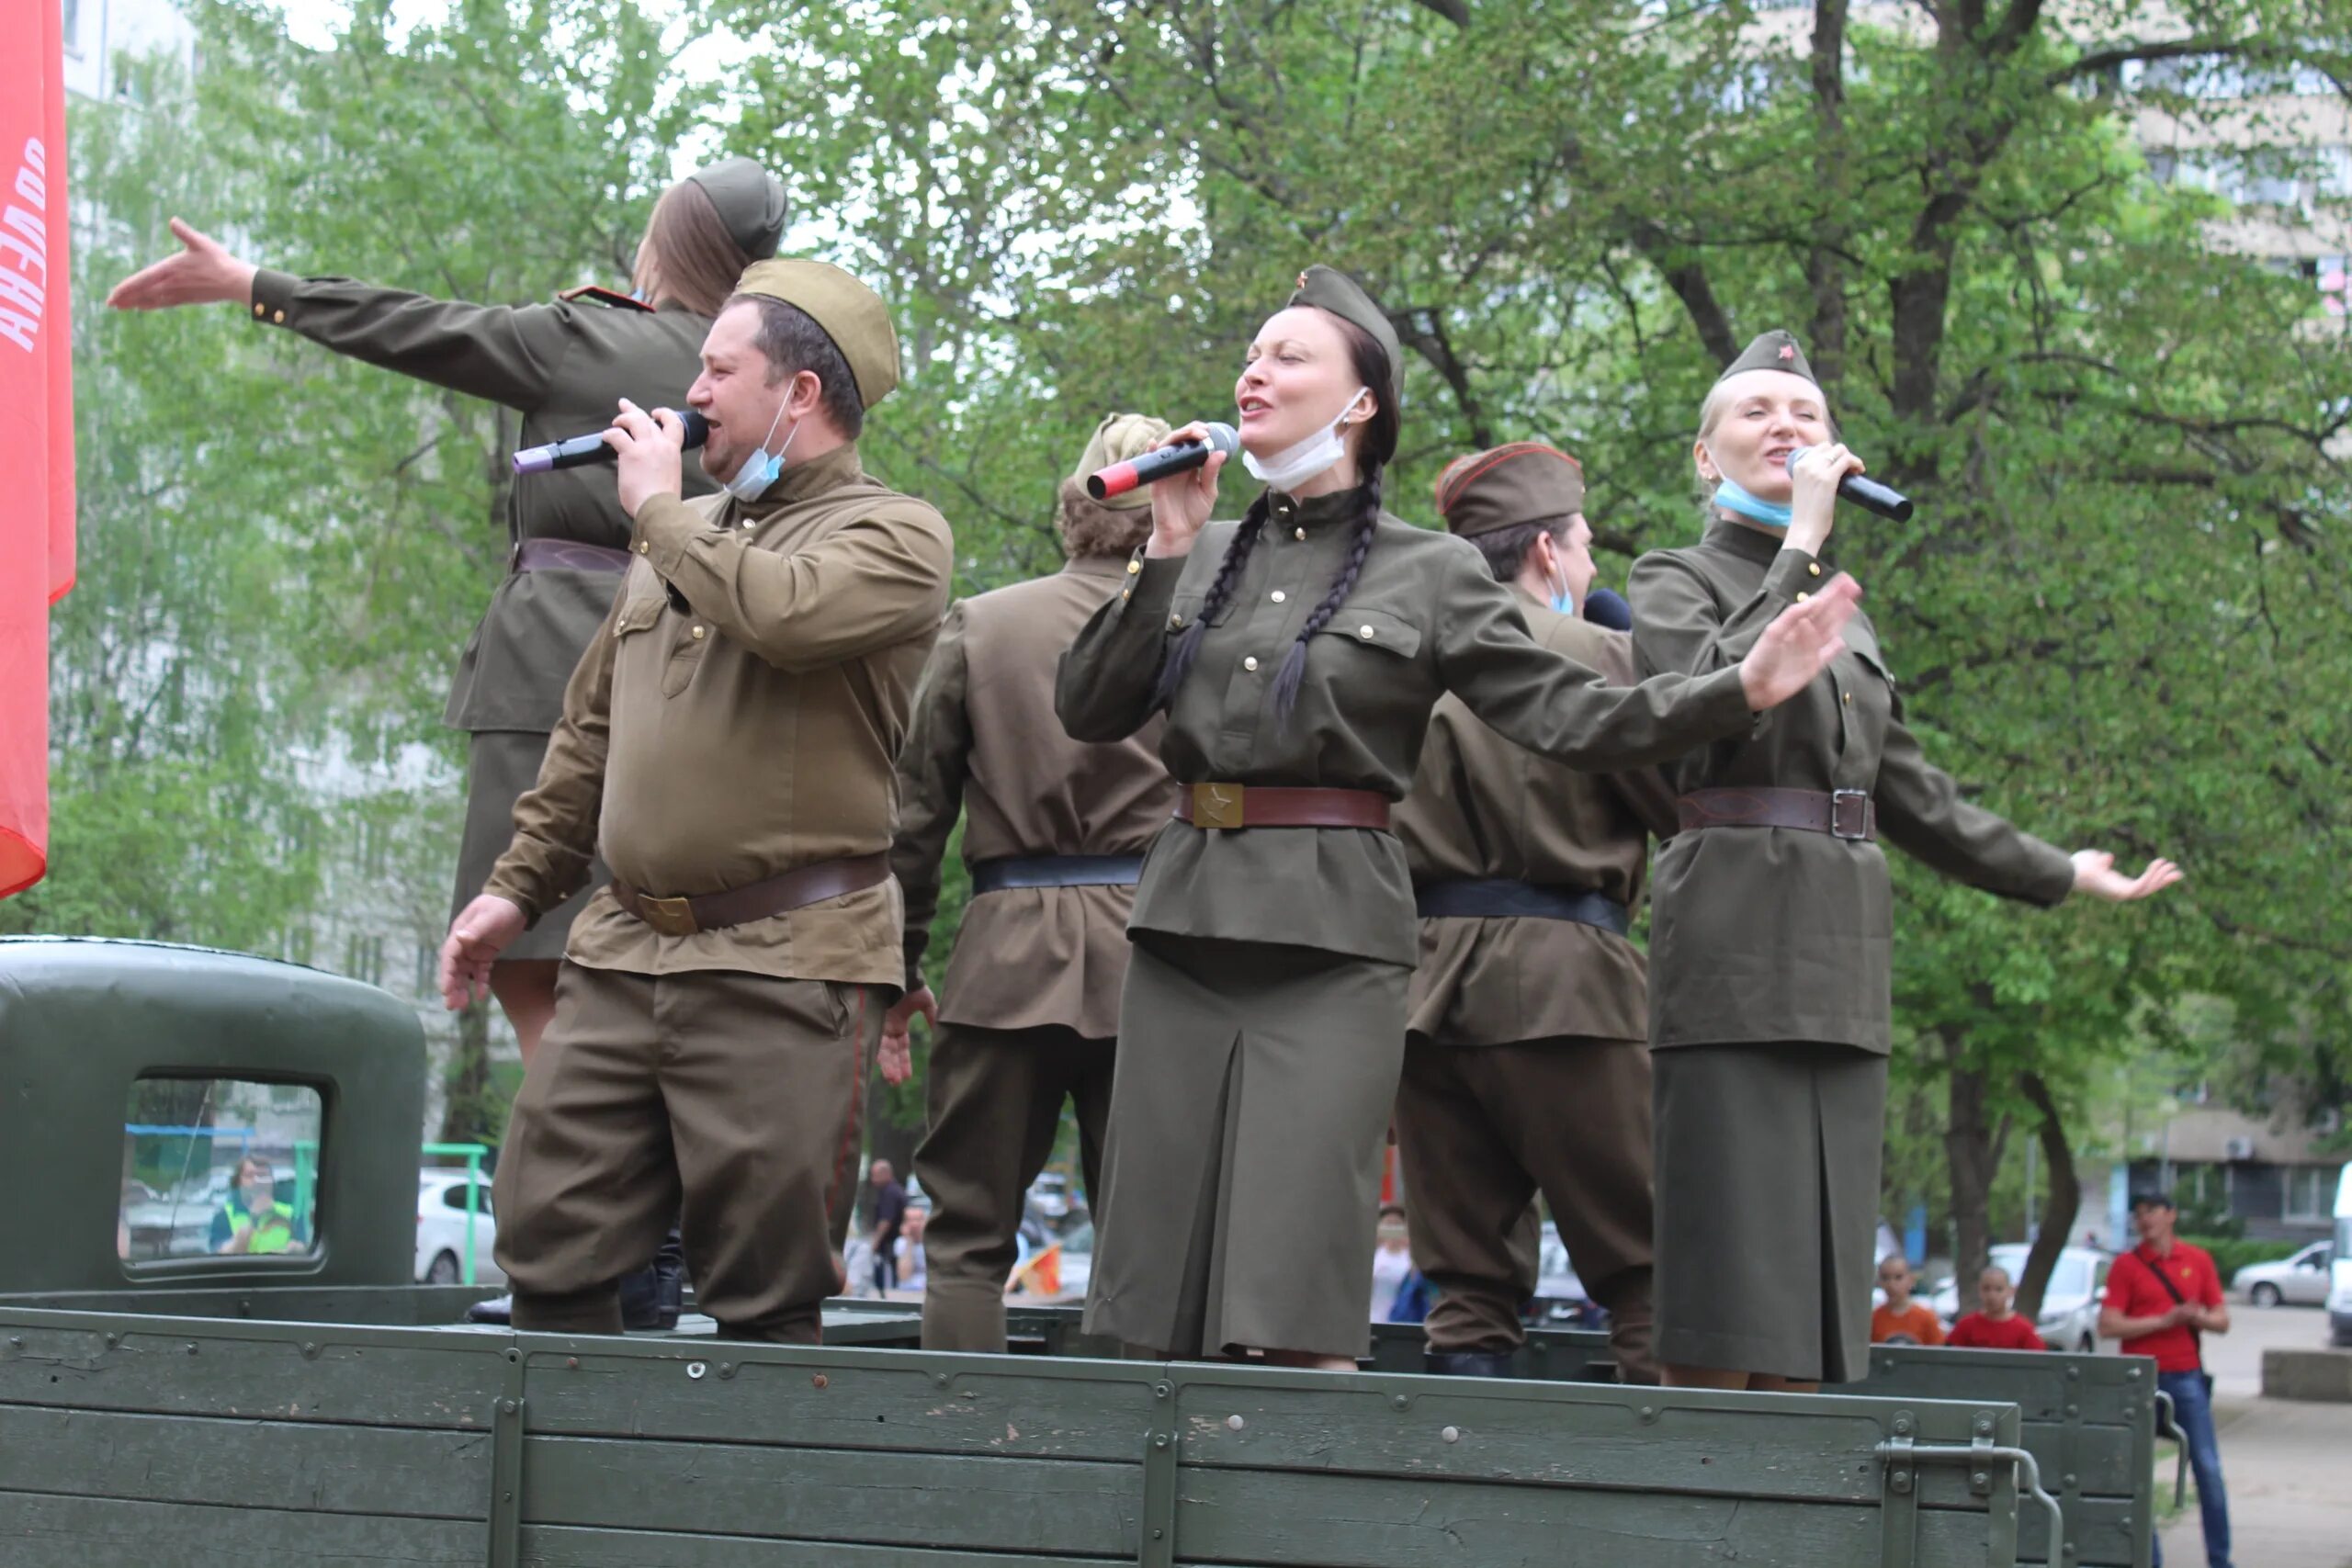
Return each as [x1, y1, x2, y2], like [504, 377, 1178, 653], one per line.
[450, 729, 611, 963]
[1651, 1042, 1887, 1383]
[1083, 932, 1410, 1359]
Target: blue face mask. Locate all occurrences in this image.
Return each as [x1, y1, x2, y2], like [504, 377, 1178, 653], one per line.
[722, 400, 800, 502]
[1713, 475, 1793, 530]
[1548, 557, 1576, 615]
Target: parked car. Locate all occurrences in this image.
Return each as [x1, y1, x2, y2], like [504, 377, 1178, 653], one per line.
[2233, 1241, 2333, 1307]
[2331, 1164, 2352, 1346]
[1932, 1244, 2109, 1353]
[415, 1171, 501, 1286]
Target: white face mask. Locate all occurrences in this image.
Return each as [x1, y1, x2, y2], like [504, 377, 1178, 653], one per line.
[1243, 385, 1370, 492]
[721, 399, 800, 502]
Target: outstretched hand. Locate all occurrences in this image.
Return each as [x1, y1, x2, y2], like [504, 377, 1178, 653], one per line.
[106, 218, 259, 311]
[877, 985, 937, 1088]
[2070, 851, 2182, 903]
[1737, 574, 1863, 711]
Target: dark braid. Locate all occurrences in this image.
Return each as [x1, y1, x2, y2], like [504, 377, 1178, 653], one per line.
[1271, 468, 1382, 724]
[1152, 495, 1272, 709]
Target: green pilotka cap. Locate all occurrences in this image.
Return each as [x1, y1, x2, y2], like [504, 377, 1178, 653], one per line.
[733, 258, 901, 409]
[1072, 412, 1174, 511]
[1715, 329, 1819, 388]
[1434, 443, 1586, 538]
[1287, 265, 1404, 403]
[685, 157, 789, 261]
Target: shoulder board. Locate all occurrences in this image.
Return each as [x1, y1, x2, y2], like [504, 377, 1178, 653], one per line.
[558, 284, 655, 313]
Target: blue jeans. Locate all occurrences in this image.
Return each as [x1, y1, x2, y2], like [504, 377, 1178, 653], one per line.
[2154, 1370, 2232, 1568]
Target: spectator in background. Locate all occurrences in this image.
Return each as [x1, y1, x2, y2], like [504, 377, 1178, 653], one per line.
[210, 1157, 304, 1257]
[1370, 1202, 1415, 1321]
[895, 1203, 930, 1295]
[2102, 1191, 2232, 1568]
[1869, 1256, 1944, 1346]
[867, 1159, 910, 1294]
[1948, 1264, 2046, 1350]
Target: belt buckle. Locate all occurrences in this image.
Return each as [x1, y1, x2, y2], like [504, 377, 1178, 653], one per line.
[637, 894, 700, 937]
[1830, 788, 1871, 840]
[1192, 782, 1246, 830]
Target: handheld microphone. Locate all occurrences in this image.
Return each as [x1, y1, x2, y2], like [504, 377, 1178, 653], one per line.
[514, 410, 709, 475]
[1086, 423, 1239, 501]
[1786, 446, 1914, 522]
[1582, 587, 1633, 631]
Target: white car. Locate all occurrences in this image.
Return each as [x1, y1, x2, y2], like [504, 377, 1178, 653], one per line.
[1932, 1244, 2109, 1353]
[2234, 1241, 2333, 1307]
[416, 1172, 502, 1286]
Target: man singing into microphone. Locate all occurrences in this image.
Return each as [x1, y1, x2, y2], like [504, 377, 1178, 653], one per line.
[438, 261, 953, 1341]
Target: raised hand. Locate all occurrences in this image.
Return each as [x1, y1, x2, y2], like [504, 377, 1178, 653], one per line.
[2070, 851, 2183, 903]
[606, 398, 688, 519]
[106, 218, 259, 311]
[1737, 573, 1863, 710]
[1147, 422, 1226, 559]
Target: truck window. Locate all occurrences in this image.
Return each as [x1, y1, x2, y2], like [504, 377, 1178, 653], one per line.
[120, 1077, 322, 1262]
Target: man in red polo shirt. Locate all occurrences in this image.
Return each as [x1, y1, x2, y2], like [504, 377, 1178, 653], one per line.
[2100, 1190, 2232, 1568]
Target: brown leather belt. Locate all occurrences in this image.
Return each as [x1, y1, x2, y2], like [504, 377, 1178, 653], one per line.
[1173, 783, 1392, 830]
[1677, 787, 1877, 842]
[513, 537, 633, 575]
[613, 853, 891, 937]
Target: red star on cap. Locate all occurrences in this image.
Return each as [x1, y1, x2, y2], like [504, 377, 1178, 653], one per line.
[1779, 344, 1796, 361]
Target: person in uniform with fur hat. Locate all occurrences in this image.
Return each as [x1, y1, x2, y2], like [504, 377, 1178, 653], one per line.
[1629, 329, 2180, 1390]
[437, 259, 953, 1342]
[881, 412, 1182, 1352]
[1392, 442, 1677, 1384]
[1055, 268, 1864, 1366]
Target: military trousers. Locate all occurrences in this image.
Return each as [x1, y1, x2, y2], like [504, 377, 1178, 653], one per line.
[492, 961, 876, 1343]
[1393, 1034, 1658, 1382]
[913, 1021, 1114, 1352]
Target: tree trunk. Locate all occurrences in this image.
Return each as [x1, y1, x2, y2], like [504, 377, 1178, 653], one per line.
[2014, 1069, 2082, 1322]
[1940, 1024, 2008, 1314]
[438, 999, 495, 1148]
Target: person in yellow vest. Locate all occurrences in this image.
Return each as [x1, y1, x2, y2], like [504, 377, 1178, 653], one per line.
[212, 1156, 303, 1256]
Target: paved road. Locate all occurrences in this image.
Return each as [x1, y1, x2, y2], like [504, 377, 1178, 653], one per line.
[2154, 1301, 2352, 1568]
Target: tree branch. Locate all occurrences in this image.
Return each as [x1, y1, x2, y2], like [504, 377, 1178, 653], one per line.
[2048, 36, 2267, 88]
[1628, 220, 1738, 363]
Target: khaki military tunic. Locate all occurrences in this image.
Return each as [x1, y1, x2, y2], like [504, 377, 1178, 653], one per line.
[1629, 516, 2074, 1382]
[1392, 586, 1677, 1377]
[250, 270, 717, 954]
[1056, 486, 1761, 1359]
[890, 553, 1175, 1351]
[483, 444, 954, 1340]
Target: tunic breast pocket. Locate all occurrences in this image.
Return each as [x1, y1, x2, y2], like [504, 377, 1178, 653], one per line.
[1165, 588, 1236, 637]
[610, 591, 664, 642]
[1309, 604, 1423, 664]
[1841, 644, 1899, 750]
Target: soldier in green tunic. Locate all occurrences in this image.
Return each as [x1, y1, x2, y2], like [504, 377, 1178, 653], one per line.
[1628, 330, 2181, 1391]
[106, 157, 787, 1065]
[881, 412, 1180, 1352]
[1055, 267, 1864, 1368]
[1392, 443, 1676, 1384]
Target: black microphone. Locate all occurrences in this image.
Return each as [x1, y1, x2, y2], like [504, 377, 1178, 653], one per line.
[514, 409, 709, 475]
[1086, 423, 1239, 501]
[1786, 446, 1914, 522]
[1582, 587, 1633, 631]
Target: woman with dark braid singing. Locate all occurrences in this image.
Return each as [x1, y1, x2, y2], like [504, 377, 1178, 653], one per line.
[1055, 265, 1866, 1367]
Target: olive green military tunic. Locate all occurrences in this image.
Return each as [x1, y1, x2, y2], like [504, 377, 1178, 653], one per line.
[1629, 516, 2075, 1382]
[249, 270, 714, 955]
[891, 548, 1176, 1352]
[482, 445, 954, 1340]
[1056, 486, 1760, 1359]
[1392, 585, 1676, 1379]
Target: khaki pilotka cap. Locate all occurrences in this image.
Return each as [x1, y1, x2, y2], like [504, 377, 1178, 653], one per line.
[733, 258, 901, 409]
[1715, 328, 1818, 388]
[1073, 412, 1174, 511]
[1434, 443, 1586, 538]
[684, 158, 789, 260]
[1286, 264, 1404, 404]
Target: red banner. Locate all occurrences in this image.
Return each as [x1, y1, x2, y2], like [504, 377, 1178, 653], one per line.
[0, 0, 75, 899]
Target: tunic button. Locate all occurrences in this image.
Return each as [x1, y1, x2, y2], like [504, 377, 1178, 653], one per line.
[1170, 615, 1184, 629]
[273, 310, 287, 324]
[1294, 527, 1307, 541]
[1843, 690, 1852, 705]
[636, 540, 650, 554]
[1796, 592, 1809, 603]
[1127, 559, 1141, 574]
[1271, 590, 1286, 604]
[253, 302, 266, 318]
[691, 626, 706, 640]
[1359, 625, 1375, 639]
[1808, 561, 1822, 578]
[1243, 656, 1260, 672]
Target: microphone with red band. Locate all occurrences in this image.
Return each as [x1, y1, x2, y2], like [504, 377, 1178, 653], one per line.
[514, 409, 710, 475]
[1085, 422, 1239, 501]
[1786, 446, 1915, 522]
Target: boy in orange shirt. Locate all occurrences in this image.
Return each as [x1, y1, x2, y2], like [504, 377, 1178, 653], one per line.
[1948, 1264, 2046, 1350]
[1870, 1255, 1945, 1346]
